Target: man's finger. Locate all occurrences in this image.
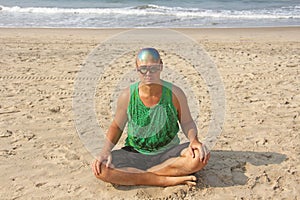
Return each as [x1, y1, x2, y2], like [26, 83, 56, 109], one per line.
[205, 152, 211, 164]
[94, 160, 100, 176]
[106, 155, 112, 168]
[91, 160, 96, 175]
[97, 156, 105, 173]
[189, 146, 195, 158]
[94, 160, 98, 175]
[96, 160, 101, 175]
[202, 144, 209, 163]
[193, 147, 200, 160]
[199, 146, 205, 162]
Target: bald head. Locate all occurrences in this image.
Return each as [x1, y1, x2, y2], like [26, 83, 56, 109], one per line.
[136, 48, 162, 66]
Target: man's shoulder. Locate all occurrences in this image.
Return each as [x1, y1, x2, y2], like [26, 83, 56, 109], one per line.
[118, 86, 130, 103]
[162, 80, 186, 107]
[163, 80, 184, 96]
[162, 80, 177, 89]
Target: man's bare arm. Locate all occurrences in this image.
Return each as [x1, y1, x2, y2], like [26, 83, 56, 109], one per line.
[172, 85, 197, 140]
[94, 87, 130, 173]
[172, 85, 209, 162]
[102, 87, 130, 151]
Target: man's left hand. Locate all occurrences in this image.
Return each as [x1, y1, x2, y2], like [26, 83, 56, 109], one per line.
[189, 139, 210, 163]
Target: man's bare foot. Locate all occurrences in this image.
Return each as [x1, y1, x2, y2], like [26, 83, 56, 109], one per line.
[165, 175, 197, 186]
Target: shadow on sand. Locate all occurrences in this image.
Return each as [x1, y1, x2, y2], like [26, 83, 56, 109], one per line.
[196, 150, 287, 187]
[112, 150, 286, 191]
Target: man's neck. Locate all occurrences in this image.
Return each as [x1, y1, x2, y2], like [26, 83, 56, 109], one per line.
[139, 81, 162, 97]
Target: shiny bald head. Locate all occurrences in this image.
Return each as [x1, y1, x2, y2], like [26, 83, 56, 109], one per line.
[136, 48, 162, 66]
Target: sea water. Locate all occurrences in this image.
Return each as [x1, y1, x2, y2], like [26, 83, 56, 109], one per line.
[0, 0, 299, 28]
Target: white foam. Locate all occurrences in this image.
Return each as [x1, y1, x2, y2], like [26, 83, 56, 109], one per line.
[0, 4, 299, 28]
[0, 4, 299, 19]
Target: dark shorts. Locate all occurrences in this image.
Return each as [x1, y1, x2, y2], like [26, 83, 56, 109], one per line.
[111, 142, 189, 170]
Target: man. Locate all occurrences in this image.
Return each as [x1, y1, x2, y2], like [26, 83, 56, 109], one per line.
[92, 48, 210, 186]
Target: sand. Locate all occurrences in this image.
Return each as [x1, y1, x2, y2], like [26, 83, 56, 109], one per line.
[0, 27, 299, 199]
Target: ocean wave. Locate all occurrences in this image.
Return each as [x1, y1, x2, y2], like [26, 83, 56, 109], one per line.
[0, 4, 300, 19]
[133, 4, 160, 10]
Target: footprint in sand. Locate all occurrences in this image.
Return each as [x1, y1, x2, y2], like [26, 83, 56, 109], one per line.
[0, 130, 35, 158]
[43, 144, 80, 166]
[0, 130, 13, 138]
[231, 162, 247, 185]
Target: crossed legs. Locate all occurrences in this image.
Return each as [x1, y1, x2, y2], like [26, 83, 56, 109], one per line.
[92, 147, 209, 187]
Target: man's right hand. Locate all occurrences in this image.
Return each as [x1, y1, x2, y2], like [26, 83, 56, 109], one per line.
[92, 149, 113, 175]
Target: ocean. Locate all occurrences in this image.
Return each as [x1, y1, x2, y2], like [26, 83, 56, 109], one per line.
[0, 0, 299, 28]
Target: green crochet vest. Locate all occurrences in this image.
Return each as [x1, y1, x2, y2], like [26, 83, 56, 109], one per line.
[125, 80, 180, 155]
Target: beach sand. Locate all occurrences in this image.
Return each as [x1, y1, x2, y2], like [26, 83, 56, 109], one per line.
[0, 27, 299, 199]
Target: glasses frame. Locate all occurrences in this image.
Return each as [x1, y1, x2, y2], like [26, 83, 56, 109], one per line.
[137, 64, 162, 75]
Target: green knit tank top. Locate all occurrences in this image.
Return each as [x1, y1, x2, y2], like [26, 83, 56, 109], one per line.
[125, 80, 180, 155]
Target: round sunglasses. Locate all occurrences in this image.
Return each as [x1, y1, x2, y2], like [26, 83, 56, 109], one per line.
[137, 64, 162, 75]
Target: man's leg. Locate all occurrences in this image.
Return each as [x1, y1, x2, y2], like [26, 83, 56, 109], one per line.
[92, 160, 197, 186]
[147, 147, 209, 176]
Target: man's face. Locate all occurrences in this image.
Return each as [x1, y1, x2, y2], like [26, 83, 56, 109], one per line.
[136, 59, 162, 84]
[136, 48, 162, 84]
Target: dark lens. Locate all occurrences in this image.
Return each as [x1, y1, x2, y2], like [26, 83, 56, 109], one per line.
[149, 66, 160, 73]
[138, 67, 148, 74]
